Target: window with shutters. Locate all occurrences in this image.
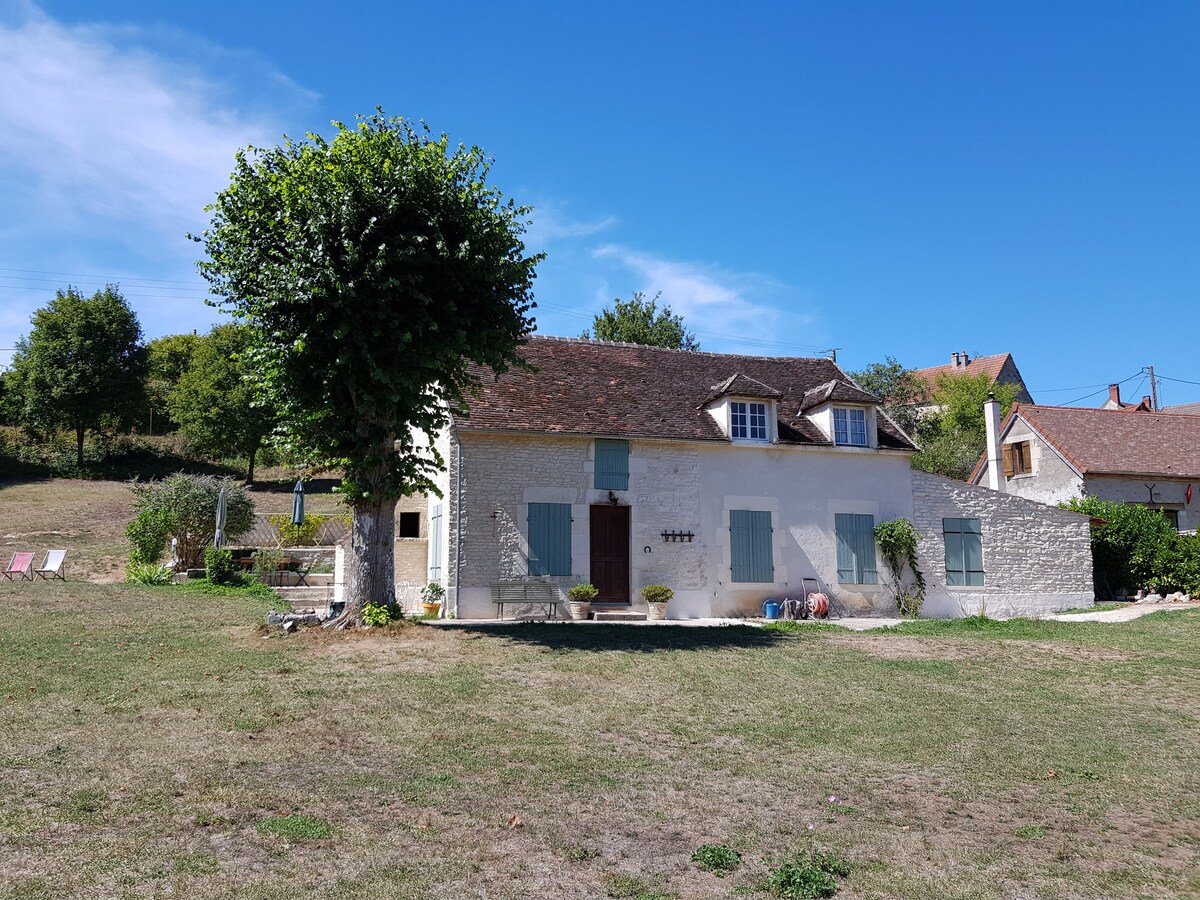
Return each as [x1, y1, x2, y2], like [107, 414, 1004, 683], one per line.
[730, 510, 773, 582]
[833, 408, 868, 446]
[730, 401, 769, 441]
[943, 518, 984, 585]
[1002, 440, 1032, 477]
[428, 504, 443, 580]
[835, 513, 878, 584]
[594, 439, 630, 490]
[527, 502, 572, 576]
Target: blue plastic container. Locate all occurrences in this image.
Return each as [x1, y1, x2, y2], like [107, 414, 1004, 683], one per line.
[762, 598, 780, 620]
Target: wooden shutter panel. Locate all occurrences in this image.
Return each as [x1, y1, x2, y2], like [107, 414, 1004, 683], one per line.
[1001, 446, 1015, 477]
[428, 504, 443, 580]
[528, 503, 571, 576]
[730, 510, 773, 582]
[943, 518, 965, 585]
[855, 515, 878, 584]
[835, 513, 856, 581]
[594, 439, 630, 490]
[836, 513, 877, 583]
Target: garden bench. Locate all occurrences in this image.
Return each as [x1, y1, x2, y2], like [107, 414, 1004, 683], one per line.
[490, 581, 560, 620]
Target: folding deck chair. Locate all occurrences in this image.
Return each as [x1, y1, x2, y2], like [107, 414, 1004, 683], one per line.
[34, 550, 67, 581]
[3, 552, 35, 581]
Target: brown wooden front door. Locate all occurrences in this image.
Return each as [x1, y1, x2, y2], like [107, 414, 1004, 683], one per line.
[590, 505, 630, 603]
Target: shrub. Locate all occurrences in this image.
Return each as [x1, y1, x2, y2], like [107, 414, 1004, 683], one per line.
[252, 547, 284, 580]
[765, 849, 851, 898]
[203, 547, 238, 586]
[1062, 496, 1200, 596]
[363, 602, 398, 627]
[126, 563, 175, 585]
[691, 844, 742, 877]
[126, 506, 171, 566]
[874, 518, 925, 617]
[567, 582, 599, 602]
[128, 473, 254, 569]
[267, 513, 342, 546]
[640, 583, 673, 604]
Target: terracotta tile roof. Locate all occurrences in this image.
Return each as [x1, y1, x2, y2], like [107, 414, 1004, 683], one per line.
[914, 353, 1016, 399]
[456, 336, 917, 450]
[800, 379, 881, 412]
[1162, 401, 1200, 415]
[1008, 404, 1200, 480]
[702, 373, 783, 405]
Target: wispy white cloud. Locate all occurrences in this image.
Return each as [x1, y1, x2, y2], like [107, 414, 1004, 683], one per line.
[590, 244, 824, 355]
[523, 201, 618, 249]
[0, 3, 315, 244]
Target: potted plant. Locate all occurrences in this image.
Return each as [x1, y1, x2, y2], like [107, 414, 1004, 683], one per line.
[641, 583, 673, 620]
[421, 581, 445, 617]
[566, 583, 599, 620]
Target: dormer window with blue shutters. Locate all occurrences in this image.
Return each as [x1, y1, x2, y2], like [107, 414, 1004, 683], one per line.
[594, 439, 629, 490]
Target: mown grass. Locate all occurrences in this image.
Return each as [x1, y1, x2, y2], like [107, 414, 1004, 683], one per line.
[0, 580, 1197, 898]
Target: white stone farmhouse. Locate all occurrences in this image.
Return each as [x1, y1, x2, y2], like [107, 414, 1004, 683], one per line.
[407, 336, 1092, 619]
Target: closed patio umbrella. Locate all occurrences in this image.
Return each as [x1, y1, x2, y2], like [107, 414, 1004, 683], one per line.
[291, 479, 305, 527]
[214, 485, 228, 549]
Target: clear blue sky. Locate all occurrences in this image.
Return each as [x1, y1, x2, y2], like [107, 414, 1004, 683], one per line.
[2, 0, 1198, 406]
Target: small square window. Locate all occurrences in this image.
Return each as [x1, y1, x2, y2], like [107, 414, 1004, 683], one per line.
[398, 512, 420, 538]
[833, 408, 867, 446]
[731, 401, 768, 440]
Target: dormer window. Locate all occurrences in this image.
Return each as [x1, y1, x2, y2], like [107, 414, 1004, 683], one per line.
[833, 408, 868, 446]
[731, 401, 769, 441]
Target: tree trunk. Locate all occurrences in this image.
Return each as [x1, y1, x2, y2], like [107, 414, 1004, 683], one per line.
[75, 423, 85, 467]
[246, 443, 258, 484]
[340, 496, 397, 625]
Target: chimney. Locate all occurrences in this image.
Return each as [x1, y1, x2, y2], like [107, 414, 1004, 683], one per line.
[983, 391, 1005, 492]
[1108, 384, 1121, 406]
[1141, 396, 1152, 409]
[961, 351, 970, 366]
[951, 352, 960, 367]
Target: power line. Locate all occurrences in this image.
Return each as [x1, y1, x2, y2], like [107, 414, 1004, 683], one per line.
[1060, 371, 1143, 406]
[0, 265, 206, 286]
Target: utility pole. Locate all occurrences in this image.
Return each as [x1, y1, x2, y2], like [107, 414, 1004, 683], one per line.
[1147, 365, 1159, 411]
[825, 348, 842, 364]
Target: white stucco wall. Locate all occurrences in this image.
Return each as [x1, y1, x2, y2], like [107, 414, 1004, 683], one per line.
[912, 472, 1094, 617]
[994, 418, 1085, 506]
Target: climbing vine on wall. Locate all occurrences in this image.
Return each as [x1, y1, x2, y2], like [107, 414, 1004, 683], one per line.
[874, 518, 926, 617]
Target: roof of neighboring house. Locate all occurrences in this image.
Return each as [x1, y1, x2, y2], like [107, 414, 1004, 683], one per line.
[914, 352, 1027, 401]
[973, 404, 1200, 481]
[1162, 401, 1200, 415]
[456, 336, 917, 450]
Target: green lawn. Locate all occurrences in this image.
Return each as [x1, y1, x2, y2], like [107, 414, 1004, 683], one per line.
[1, 581, 1197, 899]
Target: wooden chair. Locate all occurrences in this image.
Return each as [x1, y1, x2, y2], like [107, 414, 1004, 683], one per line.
[35, 550, 67, 581]
[2, 552, 35, 581]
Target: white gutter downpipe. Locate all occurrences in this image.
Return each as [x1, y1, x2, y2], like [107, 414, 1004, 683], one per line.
[452, 429, 462, 618]
[983, 392, 1005, 492]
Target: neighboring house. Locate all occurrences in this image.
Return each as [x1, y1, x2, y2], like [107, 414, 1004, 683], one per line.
[971, 403, 1200, 531]
[1162, 400, 1200, 415]
[405, 337, 1090, 619]
[914, 352, 1034, 405]
[1100, 383, 1152, 412]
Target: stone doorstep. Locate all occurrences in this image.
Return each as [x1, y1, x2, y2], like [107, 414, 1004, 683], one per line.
[591, 610, 648, 622]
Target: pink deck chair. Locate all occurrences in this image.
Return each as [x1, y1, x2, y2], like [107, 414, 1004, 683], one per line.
[35, 550, 67, 581]
[2, 552, 35, 581]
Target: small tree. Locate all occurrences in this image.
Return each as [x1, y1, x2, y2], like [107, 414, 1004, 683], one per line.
[912, 373, 1020, 481]
[127, 474, 254, 569]
[8, 286, 147, 465]
[849, 356, 926, 441]
[194, 112, 540, 623]
[169, 324, 277, 481]
[583, 291, 699, 350]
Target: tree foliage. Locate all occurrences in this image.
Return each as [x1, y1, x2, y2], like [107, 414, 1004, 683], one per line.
[583, 291, 699, 350]
[193, 111, 541, 618]
[874, 517, 926, 617]
[1061, 496, 1200, 597]
[168, 324, 277, 481]
[912, 373, 1020, 481]
[127, 473, 254, 570]
[143, 332, 202, 433]
[849, 356, 925, 440]
[7, 286, 147, 465]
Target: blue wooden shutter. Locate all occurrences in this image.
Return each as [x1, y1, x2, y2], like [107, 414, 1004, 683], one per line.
[836, 513, 877, 583]
[730, 510, 773, 582]
[528, 502, 571, 576]
[943, 518, 965, 585]
[594, 439, 629, 490]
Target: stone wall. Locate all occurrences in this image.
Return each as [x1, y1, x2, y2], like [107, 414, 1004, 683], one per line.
[912, 471, 1093, 617]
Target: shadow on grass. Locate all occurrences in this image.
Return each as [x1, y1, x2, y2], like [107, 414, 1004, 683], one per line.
[445, 621, 792, 652]
[249, 477, 343, 495]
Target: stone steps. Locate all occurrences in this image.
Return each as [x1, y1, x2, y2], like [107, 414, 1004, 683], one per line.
[592, 610, 648, 622]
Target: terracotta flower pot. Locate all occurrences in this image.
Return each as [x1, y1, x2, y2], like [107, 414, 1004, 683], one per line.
[421, 602, 442, 617]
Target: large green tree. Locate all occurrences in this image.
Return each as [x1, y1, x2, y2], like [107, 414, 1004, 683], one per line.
[582, 291, 699, 350]
[194, 113, 540, 622]
[7, 286, 147, 465]
[142, 331, 201, 434]
[912, 373, 1020, 481]
[169, 324, 277, 482]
